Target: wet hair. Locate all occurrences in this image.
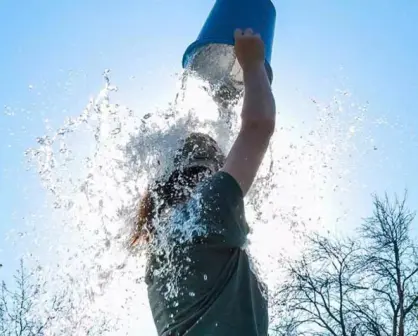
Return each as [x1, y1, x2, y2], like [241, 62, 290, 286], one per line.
[130, 133, 225, 246]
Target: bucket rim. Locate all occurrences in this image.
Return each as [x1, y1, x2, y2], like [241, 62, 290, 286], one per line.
[182, 39, 273, 83]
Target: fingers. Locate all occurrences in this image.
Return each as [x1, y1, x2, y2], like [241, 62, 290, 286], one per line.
[234, 28, 260, 39]
[234, 28, 243, 39]
[244, 28, 253, 36]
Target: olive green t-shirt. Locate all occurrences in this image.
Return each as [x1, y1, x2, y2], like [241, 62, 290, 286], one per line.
[145, 171, 268, 336]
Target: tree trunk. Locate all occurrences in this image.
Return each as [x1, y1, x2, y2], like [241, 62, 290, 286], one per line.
[394, 244, 404, 336]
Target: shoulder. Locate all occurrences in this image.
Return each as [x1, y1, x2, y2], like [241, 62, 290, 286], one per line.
[197, 171, 243, 204]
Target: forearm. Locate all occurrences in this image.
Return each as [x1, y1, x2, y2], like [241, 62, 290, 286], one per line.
[241, 64, 276, 133]
[222, 30, 275, 195]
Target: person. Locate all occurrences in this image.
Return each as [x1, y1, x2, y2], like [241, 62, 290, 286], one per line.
[131, 28, 276, 335]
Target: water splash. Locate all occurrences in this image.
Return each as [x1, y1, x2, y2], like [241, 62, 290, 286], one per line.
[19, 69, 371, 334]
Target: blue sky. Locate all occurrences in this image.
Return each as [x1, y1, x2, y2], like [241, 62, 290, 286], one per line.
[1, 0, 417, 309]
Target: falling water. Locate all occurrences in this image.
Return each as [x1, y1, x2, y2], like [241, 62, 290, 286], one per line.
[19, 65, 371, 334]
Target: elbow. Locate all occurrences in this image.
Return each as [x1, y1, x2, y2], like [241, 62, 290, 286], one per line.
[240, 94, 276, 137]
[241, 116, 276, 138]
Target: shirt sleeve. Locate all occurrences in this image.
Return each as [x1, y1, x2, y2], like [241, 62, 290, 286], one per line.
[194, 171, 249, 248]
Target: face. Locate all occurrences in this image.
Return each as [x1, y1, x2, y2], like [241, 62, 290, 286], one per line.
[154, 165, 213, 207]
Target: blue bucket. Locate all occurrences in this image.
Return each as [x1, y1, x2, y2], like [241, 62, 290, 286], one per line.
[182, 0, 276, 92]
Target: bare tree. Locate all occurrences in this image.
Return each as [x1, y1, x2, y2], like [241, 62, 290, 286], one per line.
[0, 260, 64, 336]
[358, 193, 418, 336]
[270, 193, 418, 336]
[270, 234, 367, 336]
[0, 260, 114, 335]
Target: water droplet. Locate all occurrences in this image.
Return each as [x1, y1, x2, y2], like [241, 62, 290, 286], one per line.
[203, 274, 208, 281]
[189, 292, 195, 297]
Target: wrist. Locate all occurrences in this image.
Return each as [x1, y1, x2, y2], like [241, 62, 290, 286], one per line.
[242, 62, 269, 84]
[242, 62, 266, 77]
[242, 61, 265, 74]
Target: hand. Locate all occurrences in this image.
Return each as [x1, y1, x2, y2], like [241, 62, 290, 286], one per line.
[234, 28, 265, 72]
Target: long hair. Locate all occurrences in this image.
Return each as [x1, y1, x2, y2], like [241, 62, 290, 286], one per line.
[130, 188, 154, 246]
[130, 167, 211, 246]
[130, 133, 225, 247]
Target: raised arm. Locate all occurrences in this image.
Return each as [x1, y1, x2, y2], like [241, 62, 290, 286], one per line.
[221, 28, 276, 196]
